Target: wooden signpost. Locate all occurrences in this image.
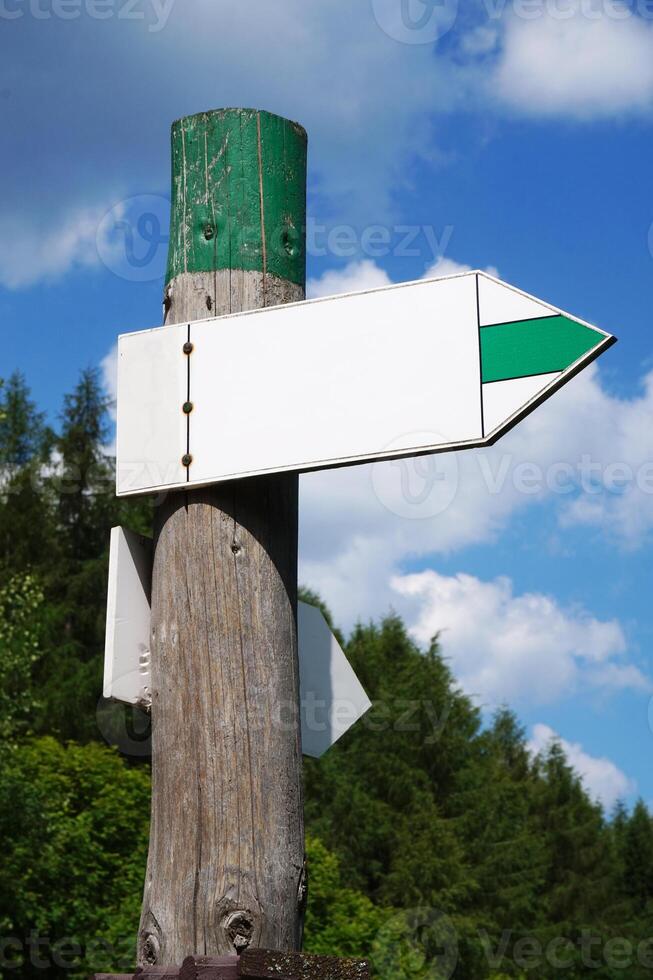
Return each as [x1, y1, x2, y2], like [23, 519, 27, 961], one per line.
[101, 106, 616, 979]
[137, 109, 308, 971]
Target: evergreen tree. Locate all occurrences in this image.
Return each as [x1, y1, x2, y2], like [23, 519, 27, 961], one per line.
[0, 372, 57, 571]
[56, 367, 113, 561]
[530, 740, 621, 975]
[463, 710, 547, 947]
[622, 800, 653, 905]
[0, 370, 51, 470]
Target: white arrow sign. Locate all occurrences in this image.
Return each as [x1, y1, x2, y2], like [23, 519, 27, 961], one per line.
[104, 527, 372, 758]
[115, 270, 615, 496]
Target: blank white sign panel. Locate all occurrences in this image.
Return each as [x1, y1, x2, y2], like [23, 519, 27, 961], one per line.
[190, 274, 481, 485]
[116, 271, 614, 496]
[117, 322, 188, 496]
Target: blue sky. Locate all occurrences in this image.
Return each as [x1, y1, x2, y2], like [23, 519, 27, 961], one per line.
[2, 0, 653, 810]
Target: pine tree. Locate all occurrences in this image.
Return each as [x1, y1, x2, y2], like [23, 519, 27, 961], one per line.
[530, 739, 621, 974]
[0, 373, 57, 571]
[0, 370, 51, 470]
[622, 801, 653, 905]
[463, 710, 546, 948]
[56, 367, 113, 561]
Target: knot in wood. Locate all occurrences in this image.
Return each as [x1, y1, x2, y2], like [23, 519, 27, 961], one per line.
[222, 910, 254, 952]
[141, 933, 160, 966]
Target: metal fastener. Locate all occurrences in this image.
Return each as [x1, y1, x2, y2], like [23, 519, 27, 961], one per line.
[183, 402, 194, 415]
[182, 454, 193, 467]
[183, 341, 194, 355]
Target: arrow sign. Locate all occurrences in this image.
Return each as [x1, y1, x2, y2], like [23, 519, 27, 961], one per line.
[104, 528, 372, 758]
[115, 270, 615, 496]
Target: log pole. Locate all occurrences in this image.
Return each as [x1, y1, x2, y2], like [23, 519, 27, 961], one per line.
[137, 108, 307, 966]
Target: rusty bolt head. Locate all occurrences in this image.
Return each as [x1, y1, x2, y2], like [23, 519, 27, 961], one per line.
[182, 453, 193, 467]
[183, 341, 194, 355]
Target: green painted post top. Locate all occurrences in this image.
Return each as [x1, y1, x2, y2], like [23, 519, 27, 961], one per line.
[166, 108, 307, 288]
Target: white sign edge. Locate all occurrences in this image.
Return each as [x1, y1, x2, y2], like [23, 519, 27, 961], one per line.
[103, 526, 152, 704]
[116, 269, 615, 342]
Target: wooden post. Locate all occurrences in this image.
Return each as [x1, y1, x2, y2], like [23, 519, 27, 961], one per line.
[137, 109, 307, 966]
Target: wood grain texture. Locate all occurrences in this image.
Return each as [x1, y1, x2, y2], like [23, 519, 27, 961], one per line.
[138, 109, 307, 966]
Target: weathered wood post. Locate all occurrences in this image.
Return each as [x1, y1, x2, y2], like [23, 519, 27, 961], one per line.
[138, 109, 307, 967]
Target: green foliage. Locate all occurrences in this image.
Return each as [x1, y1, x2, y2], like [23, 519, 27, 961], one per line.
[0, 738, 150, 979]
[0, 369, 651, 979]
[304, 836, 389, 958]
[0, 573, 44, 741]
[0, 368, 151, 742]
[0, 741, 381, 979]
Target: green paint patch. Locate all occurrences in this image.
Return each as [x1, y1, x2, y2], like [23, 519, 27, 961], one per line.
[167, 109, 307, 286]
[480, 315, 603, 383]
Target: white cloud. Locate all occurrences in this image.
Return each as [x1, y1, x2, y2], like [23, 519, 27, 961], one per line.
[0, 206, 110, 290]
[529, 722, 636, 808]
[307, 255, 496, 299]
[491, 3, 653, 117]
[461, 24, 500, 56]
[390, 569, 647, 708]
[308, 260, 392, 299]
